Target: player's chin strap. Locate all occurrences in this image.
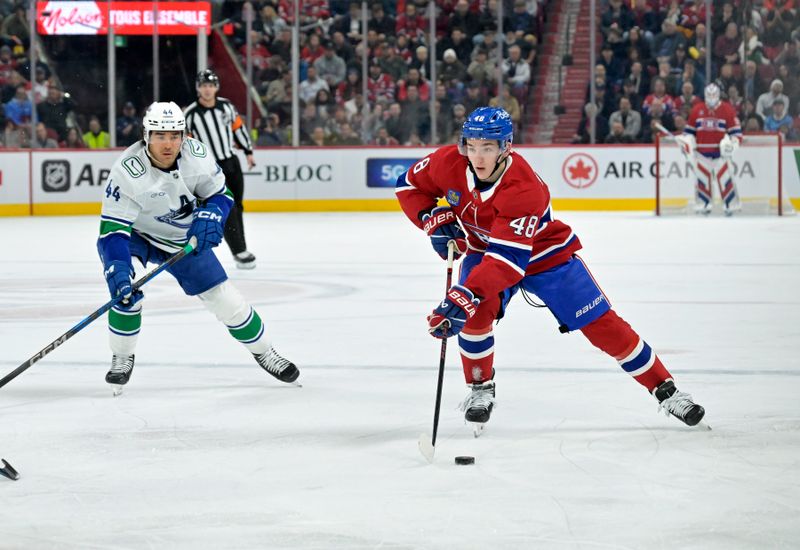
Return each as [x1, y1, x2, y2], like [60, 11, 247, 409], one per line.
[466, 155, 509, 187]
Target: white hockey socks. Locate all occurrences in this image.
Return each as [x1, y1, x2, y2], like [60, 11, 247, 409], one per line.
[198, 281, 270, 355]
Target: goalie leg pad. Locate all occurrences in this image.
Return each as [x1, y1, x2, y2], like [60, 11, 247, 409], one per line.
[198, 281, 269, 354]
[109, 302, 142, 356]
[694, 156, 714, 211]
[715, 159, 741, 213]
[459, 326, 494, 384]
[581, 310, 672, 392]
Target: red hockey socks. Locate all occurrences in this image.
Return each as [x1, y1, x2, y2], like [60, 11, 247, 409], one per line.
[580, 310, 671, 392]
[458, 325, 494, 383]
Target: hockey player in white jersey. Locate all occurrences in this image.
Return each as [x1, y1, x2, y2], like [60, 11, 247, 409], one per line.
[97, 101, 299, 394]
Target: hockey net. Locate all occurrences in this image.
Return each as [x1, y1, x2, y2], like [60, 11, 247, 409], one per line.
[655, 133, 795, 216]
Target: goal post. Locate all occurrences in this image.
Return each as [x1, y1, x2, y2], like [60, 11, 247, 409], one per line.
[655, 132, 795, 216]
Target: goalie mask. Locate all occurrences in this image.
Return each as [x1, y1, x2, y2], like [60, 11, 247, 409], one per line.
[143, 101, 186, 145]
[704, 83, 721, 109]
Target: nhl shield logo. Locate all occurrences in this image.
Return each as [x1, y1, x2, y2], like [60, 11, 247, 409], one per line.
[446, 189, 461, 206]
[42, 160, 70, 192]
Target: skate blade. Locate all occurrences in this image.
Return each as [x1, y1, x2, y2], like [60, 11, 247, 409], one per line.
[469, 422, 486, 438]
[418, 433, 435, 463]
[110, 384, 124, 396]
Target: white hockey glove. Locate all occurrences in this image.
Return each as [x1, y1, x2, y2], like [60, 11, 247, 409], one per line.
[719, 134, 738, 159]
[675, 133, 695, 158]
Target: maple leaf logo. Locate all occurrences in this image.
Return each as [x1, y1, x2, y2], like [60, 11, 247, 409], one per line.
[568, 159, 593, 182]
[562, 153, 599, 189]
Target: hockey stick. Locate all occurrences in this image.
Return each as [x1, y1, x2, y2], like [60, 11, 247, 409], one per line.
[0, 237, 197, 389]
[418, 240, 457, 463]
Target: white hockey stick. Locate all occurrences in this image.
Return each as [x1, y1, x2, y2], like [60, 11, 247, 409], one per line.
[654, 122, 699, 178]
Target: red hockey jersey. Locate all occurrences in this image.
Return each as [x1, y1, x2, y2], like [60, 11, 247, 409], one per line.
[685, 100, 742, 156]
[397, 145, 581, 300]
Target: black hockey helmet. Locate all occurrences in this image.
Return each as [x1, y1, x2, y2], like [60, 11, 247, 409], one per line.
[196, 69, 220, 88]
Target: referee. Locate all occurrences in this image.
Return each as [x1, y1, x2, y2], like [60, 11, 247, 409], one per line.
[184, 69, 257, 269]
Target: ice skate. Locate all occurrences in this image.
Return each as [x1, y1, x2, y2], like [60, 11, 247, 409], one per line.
[106, 354, 135, 396]
[234, 251, 256, 270]
[693, 202, 712, 216]
[459, 380, 495, 437]
[653, 380, 706, 427]
[254, 347, 300, 384]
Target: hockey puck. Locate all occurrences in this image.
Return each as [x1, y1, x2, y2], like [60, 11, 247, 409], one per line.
[0, 458, 19, 481]
[454, 456, 475, 465]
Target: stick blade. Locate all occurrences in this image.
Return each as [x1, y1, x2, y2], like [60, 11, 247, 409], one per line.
[418, 433, 435, 463]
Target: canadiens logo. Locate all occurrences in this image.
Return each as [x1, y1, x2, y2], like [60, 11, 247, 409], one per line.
[154, 195, 195, 229]
[446, 189, 461, 206]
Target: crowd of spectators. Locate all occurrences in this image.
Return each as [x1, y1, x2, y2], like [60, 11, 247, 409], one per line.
[234, 0, 547, 146]
[573, 0, 800, 144]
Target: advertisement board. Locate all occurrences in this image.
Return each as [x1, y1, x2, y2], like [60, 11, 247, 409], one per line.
[0, 152, 31, 215]
[0, 145, 797, 215]
[37, 1, 211, 35]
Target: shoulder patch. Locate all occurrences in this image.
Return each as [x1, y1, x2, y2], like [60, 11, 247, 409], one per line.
[446, 189, 461, 206]
[188, 139, 207, 158]
[121, 156, 147, 178]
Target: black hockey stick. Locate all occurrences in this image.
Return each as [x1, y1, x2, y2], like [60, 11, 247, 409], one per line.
[0, 237, 197, 389]
[419, 240, 457, 463]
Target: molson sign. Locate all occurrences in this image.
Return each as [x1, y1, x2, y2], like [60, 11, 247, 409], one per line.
[37, 1, 211, 35]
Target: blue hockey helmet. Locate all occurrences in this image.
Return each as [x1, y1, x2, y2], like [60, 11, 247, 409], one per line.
[459, 106, 514, 155]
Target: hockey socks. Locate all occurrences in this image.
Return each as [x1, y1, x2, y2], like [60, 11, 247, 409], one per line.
[458, 326, 494, 383]
[581, 310, 671, 392]
[226, 307, 266, 350]
[108, 303, 142, 356]
[198, 281, 270, 355]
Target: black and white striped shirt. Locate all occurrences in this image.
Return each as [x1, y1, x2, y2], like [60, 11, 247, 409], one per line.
[183, 97, 253, 162]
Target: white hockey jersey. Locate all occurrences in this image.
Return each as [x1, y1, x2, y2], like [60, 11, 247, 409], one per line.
[99, 138, 230, 253]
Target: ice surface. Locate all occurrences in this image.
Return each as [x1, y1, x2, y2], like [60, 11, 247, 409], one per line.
[1, 212, 799, 549]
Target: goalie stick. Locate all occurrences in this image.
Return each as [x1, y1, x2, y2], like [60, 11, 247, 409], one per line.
[0, 237, 197, 389]
[418, 240, 457, 463]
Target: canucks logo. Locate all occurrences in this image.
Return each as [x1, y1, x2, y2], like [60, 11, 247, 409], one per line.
[446, 189, 461, 207]
[154, 195, 195, 229]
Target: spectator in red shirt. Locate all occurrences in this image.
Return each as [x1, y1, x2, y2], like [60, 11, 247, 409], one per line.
[643, 77, 675, 115]
[713, 22, 741, 67]
[673, 81, 701, 115]
[395, 3, 426, 41]
[396, 67, 431, 103]
[301, 33, 326, 65]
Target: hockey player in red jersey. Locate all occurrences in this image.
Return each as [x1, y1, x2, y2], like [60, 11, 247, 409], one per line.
[676, 83, 743, 215]
[396, 106, 705, 433]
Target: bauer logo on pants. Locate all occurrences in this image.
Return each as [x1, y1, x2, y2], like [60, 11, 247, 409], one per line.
[42, 160, 70, 192]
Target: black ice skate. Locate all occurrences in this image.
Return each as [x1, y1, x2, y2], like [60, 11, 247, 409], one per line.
[654, 380, 706, 427]
[254, 347, 299, 384]
[106, 354, 135, 396]
[459, 380, 495, 437]
[234, 251, 257, 270]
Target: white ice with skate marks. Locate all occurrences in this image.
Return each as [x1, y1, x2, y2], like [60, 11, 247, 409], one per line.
[1, 212, 799, 549]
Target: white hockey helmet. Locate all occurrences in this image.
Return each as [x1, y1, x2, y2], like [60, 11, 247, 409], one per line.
[704, 83, 721, 109]
[143, 101, 186, 145]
